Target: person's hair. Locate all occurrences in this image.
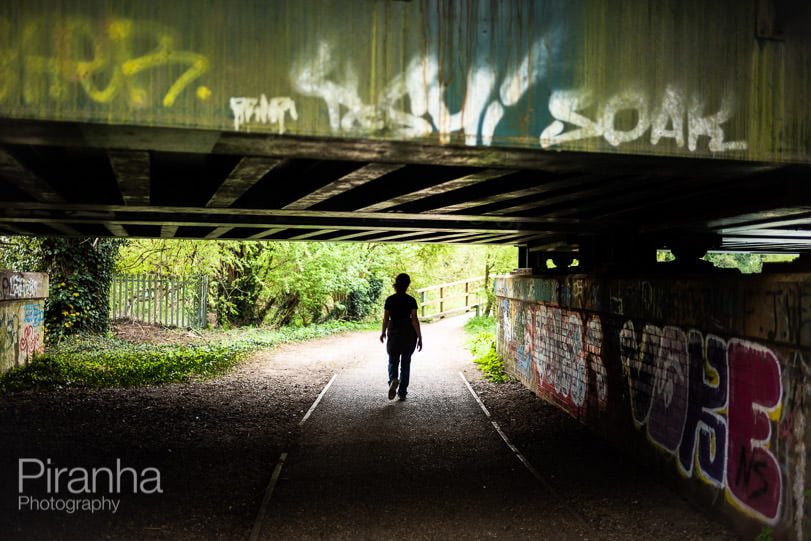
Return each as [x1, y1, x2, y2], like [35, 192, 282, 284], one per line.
[394, 273, 411, 293]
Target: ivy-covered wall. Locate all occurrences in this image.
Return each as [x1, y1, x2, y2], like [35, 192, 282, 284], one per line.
[495, 272, 811, 540]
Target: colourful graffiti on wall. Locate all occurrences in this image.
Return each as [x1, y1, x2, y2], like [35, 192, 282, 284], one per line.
[620, 322, 783, 524]
[499, 299, 607, 417]
[20, 301, 44, 359]
[499, 291, 788, 525]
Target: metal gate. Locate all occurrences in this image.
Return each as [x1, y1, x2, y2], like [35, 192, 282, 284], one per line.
[109, 274, 208, 328]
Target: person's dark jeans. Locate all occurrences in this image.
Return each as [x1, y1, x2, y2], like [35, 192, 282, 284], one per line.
[388, 351, 412, 398]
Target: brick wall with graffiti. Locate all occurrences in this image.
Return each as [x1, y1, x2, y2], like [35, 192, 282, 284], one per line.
[495, 273, 810, 539]
[0, 271, 48, 374]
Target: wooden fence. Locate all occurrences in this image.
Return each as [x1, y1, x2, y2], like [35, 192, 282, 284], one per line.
[109, 274, 209, 328]
[415, 276, 486, 320]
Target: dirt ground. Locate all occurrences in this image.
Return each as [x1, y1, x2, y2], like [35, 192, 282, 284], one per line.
[0, 320, 736, 540]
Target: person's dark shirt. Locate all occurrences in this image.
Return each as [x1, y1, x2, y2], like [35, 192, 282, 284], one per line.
[384, 293, 418, 331]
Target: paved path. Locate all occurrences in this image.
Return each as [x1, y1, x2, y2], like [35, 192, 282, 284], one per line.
[255, 316, 590, 540]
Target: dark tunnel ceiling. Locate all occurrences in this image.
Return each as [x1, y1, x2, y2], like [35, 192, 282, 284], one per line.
[1, 118, 810, 254]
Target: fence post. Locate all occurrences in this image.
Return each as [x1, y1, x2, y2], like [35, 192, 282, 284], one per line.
[199, 276, 209, 328]
[420, 291, 425, 318]
[439, 286, 444, 315]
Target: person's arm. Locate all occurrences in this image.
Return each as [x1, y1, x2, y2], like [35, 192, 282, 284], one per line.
[410, 309, 422, 351]
[380, 309, 390, 343]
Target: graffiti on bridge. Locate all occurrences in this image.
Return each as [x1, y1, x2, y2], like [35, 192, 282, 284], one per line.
[229, 95, 297, 133]
[0, 16, 210, 108]
[539, 86, 747, 152]
[620, 322, 783, 524]
[1, 10, 750, 153]
[288, 39, 747, 153]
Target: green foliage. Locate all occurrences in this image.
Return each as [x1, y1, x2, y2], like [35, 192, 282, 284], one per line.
[806, 489, 811, 539]
[704, 252, 764, 274]
[464, 315, 496, 336]
[0, 236, 123, 339]
[657, 250, 799, 274]
[464, 316, 510, 383]
[0, 343, 241, 392]
[343, 277, 384, 321]
[755, 527, 773, 541]
[115, 239, 518, 327]
[41, 238, 124, 337]
[0, 236, 41, 270]
[0, 320, 363, 393]
[215, 242, 267, 326]
[116, 238, 221, 276]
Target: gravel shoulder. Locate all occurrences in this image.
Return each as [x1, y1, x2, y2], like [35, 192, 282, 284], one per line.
[0, 319, 736, 540]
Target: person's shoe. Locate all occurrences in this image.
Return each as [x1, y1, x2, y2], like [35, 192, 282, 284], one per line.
[397, 395, 407, 401]
[388, 378, 399, 400]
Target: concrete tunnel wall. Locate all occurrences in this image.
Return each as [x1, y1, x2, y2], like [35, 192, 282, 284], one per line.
[494, 272, 810, 539]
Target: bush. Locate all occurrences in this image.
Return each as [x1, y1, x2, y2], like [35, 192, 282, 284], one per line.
[464, 316, 510, 383]
[344, 277, 384, 321]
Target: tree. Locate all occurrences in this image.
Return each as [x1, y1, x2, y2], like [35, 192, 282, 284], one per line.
[0, 236, 123, 337]
[115, 238, 517, 327]
[215, 242, 267, 327]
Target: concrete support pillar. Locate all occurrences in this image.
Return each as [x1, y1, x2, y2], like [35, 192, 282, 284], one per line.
[0, 271, 48, 373]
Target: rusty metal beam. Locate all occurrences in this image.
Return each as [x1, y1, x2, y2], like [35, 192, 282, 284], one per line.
[424, 183, 575, 214]
[47, 222, 82, 236]
[283, 163, 405, 210]
[207, 157, 283, 208]
[486, 175, 656, 217]
[288, 229, 339, 240]
[323, 231, 385, 242]
[205, 226, 234, 239]
[108, 150, 150, 206]
[0, 148, 64, 203]
[0, 214, 549, 237]
[709, 209, 811, 232]
[0, 201, 590, 230]
[104, 223, 129, 237]
[357, 169, 518, 212]
[248, 228, 288, 240]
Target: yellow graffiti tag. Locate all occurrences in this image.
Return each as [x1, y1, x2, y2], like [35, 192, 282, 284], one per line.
[0, 16, 210, 108]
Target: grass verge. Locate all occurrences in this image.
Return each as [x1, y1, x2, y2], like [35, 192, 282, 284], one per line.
[0, 320, 366, 393]
[463, 315, 510, 383]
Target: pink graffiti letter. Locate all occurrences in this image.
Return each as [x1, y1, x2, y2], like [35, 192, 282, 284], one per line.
[726, 339, 782, 523]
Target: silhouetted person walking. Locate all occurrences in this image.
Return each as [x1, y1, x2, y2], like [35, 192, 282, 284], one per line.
[379, 273, 423, 400]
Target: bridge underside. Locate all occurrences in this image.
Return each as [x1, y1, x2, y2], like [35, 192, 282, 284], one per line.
[1, 119, 810, 258]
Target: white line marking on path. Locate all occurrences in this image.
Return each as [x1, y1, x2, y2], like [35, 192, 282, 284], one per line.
[249, 452, 287, 541]
[459, 371, 590, 526]
[300, 373, 337, 426]
[250, 374, 337, 540]
[459, 372, 548, 482]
